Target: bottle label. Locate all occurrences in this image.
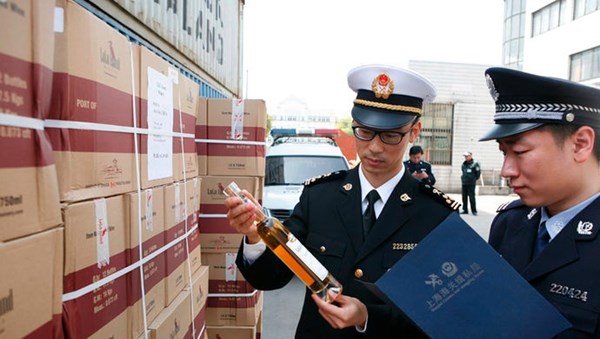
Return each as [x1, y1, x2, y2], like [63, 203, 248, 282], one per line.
[286, 234, 328, 280]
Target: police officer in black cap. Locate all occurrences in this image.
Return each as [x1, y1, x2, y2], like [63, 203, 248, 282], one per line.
[225, 64, 458, 338]
[404, 145, 436, 185]
[481, 67, 600, 337]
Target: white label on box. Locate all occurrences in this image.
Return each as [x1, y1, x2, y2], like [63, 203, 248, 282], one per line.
[225, 253, 238, 282]
[168, 67, 179, 84]
[174, 182, 182, 223]
[231, 99, 244, 140]
[54, 7, 64, 33]
[146, 67, 173, 180]
[145, 188, 154, 232]
[95, 198, 110, 268]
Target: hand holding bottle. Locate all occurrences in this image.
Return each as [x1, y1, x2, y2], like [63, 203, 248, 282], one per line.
[223, 187, 262, 244]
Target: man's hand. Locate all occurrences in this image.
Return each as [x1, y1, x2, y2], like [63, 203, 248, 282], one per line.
[311, 293, 368, 330]
[224, 190, 261, 244]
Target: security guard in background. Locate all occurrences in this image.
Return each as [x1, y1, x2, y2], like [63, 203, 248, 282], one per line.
[481, 67, 600, 337]
[225, 64, 459, 338]
[404, 145, 436, 185]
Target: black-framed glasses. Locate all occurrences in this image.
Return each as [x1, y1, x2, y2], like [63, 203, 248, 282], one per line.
[352, 126, 412, 145]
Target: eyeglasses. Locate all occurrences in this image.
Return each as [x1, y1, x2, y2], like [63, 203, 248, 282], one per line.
[352, 126, 413, 145]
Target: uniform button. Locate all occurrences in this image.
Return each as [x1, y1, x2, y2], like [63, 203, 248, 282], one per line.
[354, 269, 363, 279]
[319, 246, 326, 253]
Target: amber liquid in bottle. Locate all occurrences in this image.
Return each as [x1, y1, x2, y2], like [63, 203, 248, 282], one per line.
[222, 182, 342, 303]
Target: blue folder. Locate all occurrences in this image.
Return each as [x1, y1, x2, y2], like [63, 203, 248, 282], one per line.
[364, 212, 571, 338]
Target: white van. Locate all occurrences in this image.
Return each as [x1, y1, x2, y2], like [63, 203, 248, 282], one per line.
[263, 128, 350, 222]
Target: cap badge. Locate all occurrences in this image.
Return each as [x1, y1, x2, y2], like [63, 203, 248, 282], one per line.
[485, 74, 500, 102]
[343, 183, 352, 191]
[577, 221, 593, 235]
[372, 73, 395, 100]
[566, 112, 575, 122]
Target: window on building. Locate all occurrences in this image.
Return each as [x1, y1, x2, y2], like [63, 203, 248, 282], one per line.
[570, 46, 600, 81]
[503, 0, 526, 69]
[574, 0, 600, 19]
[417, 103, 453, 166]
[532, 0, 567, 36]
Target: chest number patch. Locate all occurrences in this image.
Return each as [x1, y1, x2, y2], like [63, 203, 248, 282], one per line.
[550, 283, 588, 302]
[393, 243, 417, 251]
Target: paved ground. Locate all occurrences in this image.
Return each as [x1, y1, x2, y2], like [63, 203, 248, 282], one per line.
[260, 193, 518, 339]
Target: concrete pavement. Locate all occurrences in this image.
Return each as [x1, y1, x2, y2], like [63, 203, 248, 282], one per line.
[260, 193, 518, 339]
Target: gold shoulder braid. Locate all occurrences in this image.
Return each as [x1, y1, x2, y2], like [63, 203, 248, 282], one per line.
[419, 182, 461, 211]
[304, 170, 347, 187]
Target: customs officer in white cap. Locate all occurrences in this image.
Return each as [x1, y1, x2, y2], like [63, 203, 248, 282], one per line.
[223, 64, 459, 339]
[481, 67, 600, 337]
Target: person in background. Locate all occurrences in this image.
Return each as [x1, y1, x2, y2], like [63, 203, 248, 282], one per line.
[481, 67, 600, 337]
[461, 151, 481, 215]
[224, 64, 459, 338]
[404, 145, 436, 185]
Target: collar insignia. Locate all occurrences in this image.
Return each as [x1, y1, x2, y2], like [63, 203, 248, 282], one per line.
[343, 183, 352, 191]
[400, 193, 411, 202]
[372, 73, 394, 100]
[527, 208, 537, 220]
[577, 221, 593, 235]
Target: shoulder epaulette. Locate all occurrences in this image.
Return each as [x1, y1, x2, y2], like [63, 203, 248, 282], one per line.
[304, 170, 347, 186]
[496, 199, 524, 213]
[419, 182, 460, 211]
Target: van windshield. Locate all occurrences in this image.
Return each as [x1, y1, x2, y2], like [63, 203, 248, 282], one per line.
[265, 155, 349, 185]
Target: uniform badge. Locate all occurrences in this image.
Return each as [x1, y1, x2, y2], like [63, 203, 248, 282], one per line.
[577, 221, 593, 235]
[343, 183, 352, 191]
[400, 193, 411, 202]
[527, 208, 537, 220]
[372, 73, 394, 100]
[566, 112, 575, 122]
[485, 74, 500, 102]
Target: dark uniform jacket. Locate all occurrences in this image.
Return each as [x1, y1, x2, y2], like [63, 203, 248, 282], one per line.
[461, 159, 481, 186]
[403, 159, 436, 186]
[488, 198, 600, 338]
[236, 167, 458, 338]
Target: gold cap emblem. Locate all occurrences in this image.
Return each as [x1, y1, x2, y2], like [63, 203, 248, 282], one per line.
[372, 73, 394, 100]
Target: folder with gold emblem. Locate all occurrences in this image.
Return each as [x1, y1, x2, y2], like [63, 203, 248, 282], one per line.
[363, 212, 571, 338]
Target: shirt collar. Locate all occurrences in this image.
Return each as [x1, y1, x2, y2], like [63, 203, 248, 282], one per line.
[541, 192, 600, 240]
[358, 164, 405, 206]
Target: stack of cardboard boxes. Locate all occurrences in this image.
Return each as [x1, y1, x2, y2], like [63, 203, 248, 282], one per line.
[1, 0, 222, 338]
[197, 98, 266, 338]
[0, 1, 64, 338]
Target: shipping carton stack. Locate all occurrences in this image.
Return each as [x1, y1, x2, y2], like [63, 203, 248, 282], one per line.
[198, 99, 267, 337]
[0, 1, 64, 338]
[47, 1, 208, 337]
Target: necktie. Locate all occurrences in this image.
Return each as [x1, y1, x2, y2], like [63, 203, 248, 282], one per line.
[363, 190, 380, 238]
[533, 221, 550, 258]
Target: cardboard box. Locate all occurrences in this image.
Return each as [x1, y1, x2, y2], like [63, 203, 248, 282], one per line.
[0, 0, 62, 242]
[164, 178, 201, 306]
[0, 227, 63, 339]
[126, 187, 167, 338]
[48, 0, 138, 202]
[206, 291, 262, 326]
[206, 99, 266, 176]
[201, 252, 255, 294]
[187, 266, 209, 339]
[206, 325, 256, 339]
[198, 176, 258, 253]
[62, 195, 129, 338]
[147, 290, 192, 339]
[196, 97, 208, 176]
[174, 75, 199, 182]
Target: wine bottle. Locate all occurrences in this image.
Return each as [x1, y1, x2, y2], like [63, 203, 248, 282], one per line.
[222, 181, 342, 303]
